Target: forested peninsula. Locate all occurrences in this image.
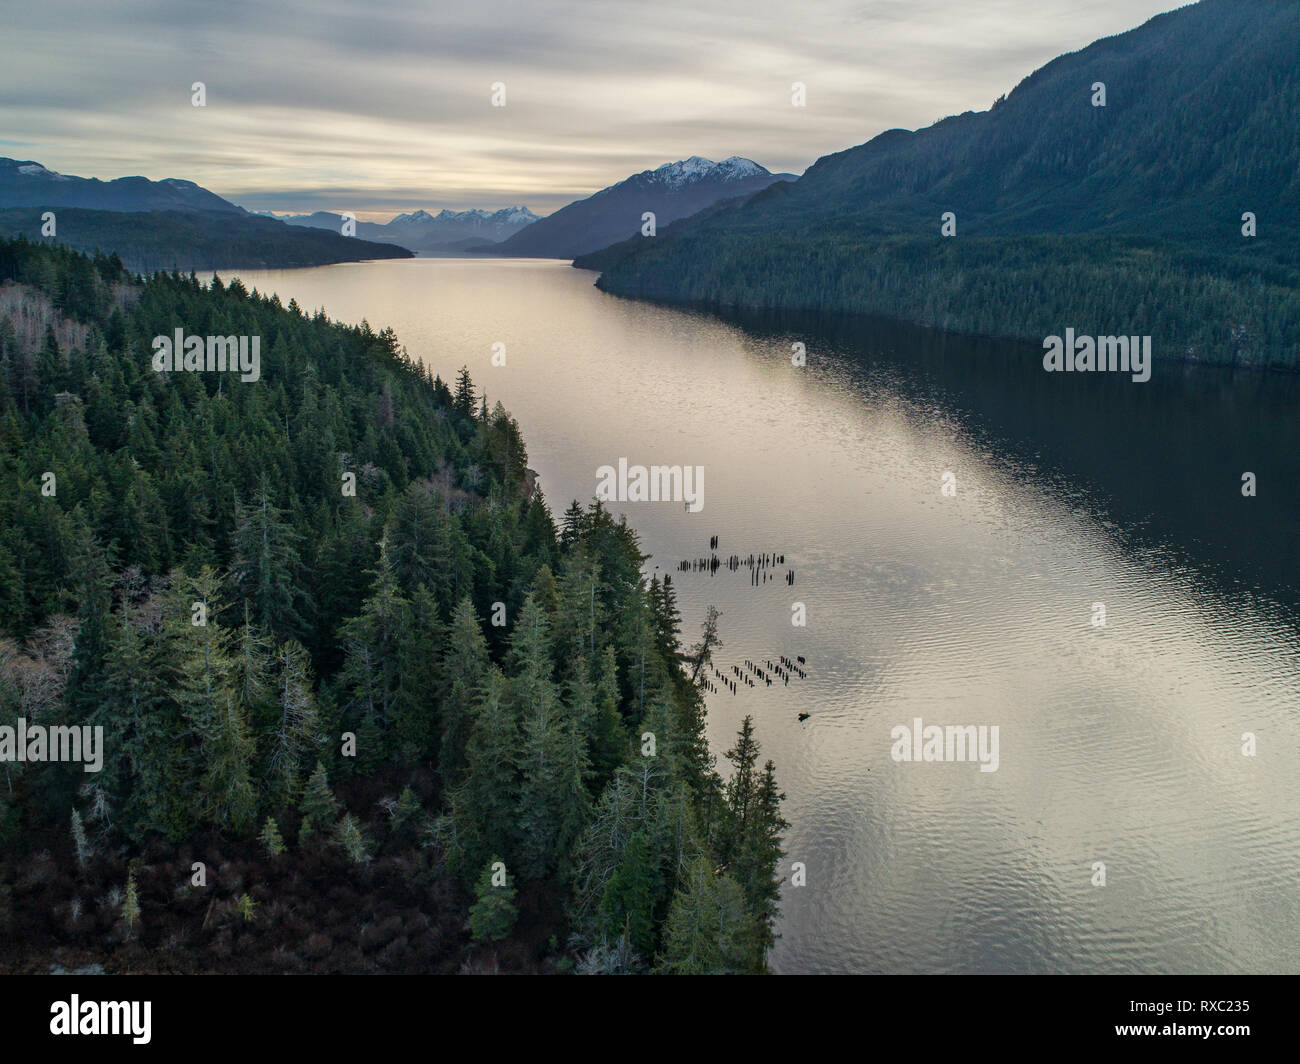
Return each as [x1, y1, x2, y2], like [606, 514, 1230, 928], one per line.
[0, 208, 412, 275]
[0, 236, 786, 974]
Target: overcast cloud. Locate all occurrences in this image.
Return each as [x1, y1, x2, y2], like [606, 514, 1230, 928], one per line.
[0, 0, 1186, 218]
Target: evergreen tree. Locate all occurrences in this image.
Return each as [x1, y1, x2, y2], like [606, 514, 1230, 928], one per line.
[122, 871, 141, 936]
[733, 758, 788, 960]
[468, 856, 518, 943]
[231, 607, 275, 734]
[202, 691, 258, 835]
[392, 585, 442, 760]
[70, 808, 90, 866]
[259, 815, 286, 856]
[507, 591, 555, 701]
[392, 785, 422, 835]
[504, 591, 589, 878]
[551, 547, 603, 667]
[267, 639, 319, 807]
[65, 518, 114, 720]
[531, 564, 559, 614]
[438, 596, 490, 783]
[336, 813, 371, 865]
[599, 829, 657, 957]
[299, 761, 339, 839]
[517, 681, 591, 881]
[453, 366, 476, 420]
[447, 668, 519, 877]
[313, 504, 379, 672]
[570, 758, 678, 941]
[723, 716, 761, 862]
[230, 483, 308, 641]
[656, 857, 757, 974]
[687, 604, 723, 684]
[648, 576, 683, 668]
[621, 592, 662, 716]
[559, 500, 585, 550]
[388, 484, 447, 599]
[98, 597, 192, 842]
[337, 532, 411, 766]
[571, 653, 625, 788]
[170, 568, 257, 834]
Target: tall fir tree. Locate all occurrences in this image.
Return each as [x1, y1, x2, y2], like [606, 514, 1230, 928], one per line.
[733, 758, 788, 961]
[267, 638, 319, 808]
[336, 531, 411, 768]
[468, 856, 518, 942]
[230, 482, 308, 641]
[657, 856, 758, 974]
[438, 596, 490, 784]
[722, 715, 761, 863]
[201, 690, 258, 835]
[448, 668, 519, 878]
[559, 500, 585, 551]
[569, 653, 625, 790]
[599, 829, 657, 958]
[392, 585, 444, 760]
[452, 366, 476, 420]
[299, 760, 340, 841]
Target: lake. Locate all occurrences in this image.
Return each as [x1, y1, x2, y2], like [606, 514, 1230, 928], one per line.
[224, 257, 1300, 974]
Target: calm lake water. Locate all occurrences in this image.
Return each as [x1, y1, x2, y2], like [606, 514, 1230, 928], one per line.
[226, 257, 1300, 974]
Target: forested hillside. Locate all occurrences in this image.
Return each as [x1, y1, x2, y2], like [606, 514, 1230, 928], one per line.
[0, 236, 785, 974]
[0, 208, 412, 274]
[585, 0, 1300, 368]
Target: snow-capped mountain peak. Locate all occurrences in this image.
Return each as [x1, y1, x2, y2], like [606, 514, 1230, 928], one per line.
[715, 156, 765, 179]
[644, 156, 771, 189]
[370, 204, 541, 248]
[498, 206, 539, 223]
[391, 206, 539, 226]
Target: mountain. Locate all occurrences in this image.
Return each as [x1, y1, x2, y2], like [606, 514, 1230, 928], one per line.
[275, 211, 391, 242]
[0, 160, 414, 270]
[585, 0, 1300, 369]
[386, 206, 539, 248]
[0, 158, 241, 213]
[0, 207, 412, 273]
[276, 205, 540, 253]
[491, 157, 797, 259]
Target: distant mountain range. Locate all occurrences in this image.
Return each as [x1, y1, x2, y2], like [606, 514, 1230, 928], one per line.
[264, 154, 798, 261]
[584, 0, 1300, 369]
[0, 158, 242, 213]
[267, 206, 540, 254]
[0, 151, 802, 270]
[0, 158, 409, 271]
[490, 157, 797, 259]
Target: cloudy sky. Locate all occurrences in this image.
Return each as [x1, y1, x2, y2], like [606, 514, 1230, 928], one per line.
[1, 0, 1184, 218]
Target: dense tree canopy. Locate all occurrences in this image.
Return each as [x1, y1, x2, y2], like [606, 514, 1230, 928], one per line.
[0, 236, 785, 973]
